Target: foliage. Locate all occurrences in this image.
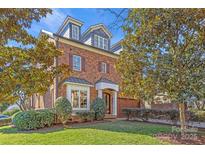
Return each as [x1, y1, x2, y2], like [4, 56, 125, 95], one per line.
[12, 109, 55, 130]
[2, 108, 20, 116]
[0, 118, 11, 127]
[76, 111, 95, 122]
[0, 103, 9, 113]
[91, 97, 106, 120]
[117, 8, 205, 103]
[55, 97, 72, 124]
[117, 9, 205, 133]
[0, 9, 71, 109]
[122, 108, 180, 122]
[190, 110, 205, 122]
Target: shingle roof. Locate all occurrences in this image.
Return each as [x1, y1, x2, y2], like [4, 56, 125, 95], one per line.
[64, 77, 92, 85]
[96, 77, 117, 85]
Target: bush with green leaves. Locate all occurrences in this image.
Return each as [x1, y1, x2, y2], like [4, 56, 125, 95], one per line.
[76, 111, 95, 122]
[55, 97, 72, 124]
[122, 108, 180, 122]
[192, 111, 205, 122]
[12, 109, 55, 130]
[3, 108, 20, 116]
[91, 97, 106, 120]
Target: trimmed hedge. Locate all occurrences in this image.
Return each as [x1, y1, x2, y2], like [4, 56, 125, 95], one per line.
[76, 111, 95, 122]
[91, 97, 106, 120]
[122, 108, 179, 122]
[3, 108, 20, 116]
[122, 108, 205, 123]
[0, 118, 12, 126]
[12, 109, 55, 130]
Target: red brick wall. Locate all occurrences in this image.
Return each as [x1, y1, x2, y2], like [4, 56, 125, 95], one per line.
[117, 97, 140, 118]
[58, 42, 121, 85]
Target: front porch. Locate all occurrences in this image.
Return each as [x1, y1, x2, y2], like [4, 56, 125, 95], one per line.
[96, 78, 119, 117]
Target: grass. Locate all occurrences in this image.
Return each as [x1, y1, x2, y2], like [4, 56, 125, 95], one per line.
[0, 120, 172, 145]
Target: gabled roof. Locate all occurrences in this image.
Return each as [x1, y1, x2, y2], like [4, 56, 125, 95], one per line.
[82, 24, 112, 38]
[57, 15, 84, 35]
[64, 76, 92, 86]
[96, 77, 117, 85]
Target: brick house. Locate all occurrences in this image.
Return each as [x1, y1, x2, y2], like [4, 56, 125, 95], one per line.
[30, 16, 140, 118]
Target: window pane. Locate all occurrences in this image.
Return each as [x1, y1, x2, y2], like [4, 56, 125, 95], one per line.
[99, 37, 103, 48]
[73, 55, 81, 71]
[72, 25, 79, 40]
[104, 39, 108, 50]
[94, 35, 98, 47]
[101, 62, 106, 73]
[71, 90, 79, 108]
[80, 90, 87, 108]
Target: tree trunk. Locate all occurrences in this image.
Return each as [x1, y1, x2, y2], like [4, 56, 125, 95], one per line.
[179, 103, 186, 136]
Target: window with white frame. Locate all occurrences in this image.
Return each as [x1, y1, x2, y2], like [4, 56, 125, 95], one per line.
[73, 55, 81, 71]
[72, 25, 79, 40]
[94, 35, 108, 50]
[101, 62, 107, 73]
[68, 85, 90, 110]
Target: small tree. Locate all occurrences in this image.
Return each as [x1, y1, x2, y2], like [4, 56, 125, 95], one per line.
[117, 9, 205, 135]
[55, 97, 72, 125]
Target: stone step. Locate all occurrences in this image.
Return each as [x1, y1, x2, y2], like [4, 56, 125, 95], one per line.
[104, 114, 117, 119]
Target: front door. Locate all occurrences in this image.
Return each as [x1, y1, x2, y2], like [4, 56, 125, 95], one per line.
[103, 92, 111, 114]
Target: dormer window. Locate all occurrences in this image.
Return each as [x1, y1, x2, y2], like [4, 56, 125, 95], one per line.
[94, 35, 108, 50]
[72, 25, 79, 40]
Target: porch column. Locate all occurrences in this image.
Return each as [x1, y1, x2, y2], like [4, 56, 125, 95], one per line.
[98, 89, 103, 98]
[112, 91, 117, 116]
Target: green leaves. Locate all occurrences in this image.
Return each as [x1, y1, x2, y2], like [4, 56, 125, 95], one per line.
[117, 9, 205, 104]
[0, 9, 71, 104]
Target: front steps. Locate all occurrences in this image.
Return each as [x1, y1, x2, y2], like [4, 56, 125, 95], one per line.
[104, 114, 117, 119]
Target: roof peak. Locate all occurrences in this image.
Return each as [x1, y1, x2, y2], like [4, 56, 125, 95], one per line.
[82, 23, 112, 38]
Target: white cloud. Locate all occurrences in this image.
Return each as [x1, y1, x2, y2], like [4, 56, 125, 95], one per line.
[41, 8, 69, 33]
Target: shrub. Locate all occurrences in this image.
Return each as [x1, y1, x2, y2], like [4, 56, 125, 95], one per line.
[91, 97, 106, 120]
[12, 109, 55, 130]
[3, 108, 20, 116]
[122, 108, 180, 122]
[55, 97, 72, 124]
[193, 111, 205, 122]
[76, 111, 95, 122]
[0, 118, 12, 126]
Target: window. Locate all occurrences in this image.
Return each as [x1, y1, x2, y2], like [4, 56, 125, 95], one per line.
[101, 62, 107, 73]
[68, 85, 90, 110]
[73, 55, 81, 71]
[94, 35, 108, 50]
[72, 25, 79, 40]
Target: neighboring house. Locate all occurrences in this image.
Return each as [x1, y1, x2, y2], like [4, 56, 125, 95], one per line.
[30, 16, 139, 118]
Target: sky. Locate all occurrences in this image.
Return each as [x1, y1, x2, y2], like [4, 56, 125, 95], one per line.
[29, 8, 125, 45]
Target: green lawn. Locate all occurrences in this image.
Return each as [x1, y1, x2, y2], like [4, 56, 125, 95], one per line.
[0, 120, 172, 144]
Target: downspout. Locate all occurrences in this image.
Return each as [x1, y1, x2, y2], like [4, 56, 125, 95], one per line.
[53, 37, 59, 106]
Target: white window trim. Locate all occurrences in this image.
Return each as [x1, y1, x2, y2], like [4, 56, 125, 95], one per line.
[94, 35, 108, 50]
[67, 84, 90, 111]
[72, 25, 79, 40]
[101, 62, 107, 73]
[73, 55, 81, 71]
